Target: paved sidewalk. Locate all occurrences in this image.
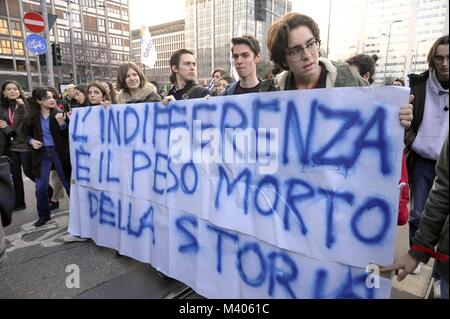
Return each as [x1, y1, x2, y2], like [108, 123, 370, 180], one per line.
[390, 225, 434, 299]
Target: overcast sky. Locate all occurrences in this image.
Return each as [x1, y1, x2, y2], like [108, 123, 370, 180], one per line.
[129, 0, 331, 30]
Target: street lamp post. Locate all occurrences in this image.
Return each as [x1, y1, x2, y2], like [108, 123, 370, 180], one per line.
[413, 40, 426, 74]
[383, 19, 402, 83]
[67, 0, 77, 85]
[326, 0, 332, 58]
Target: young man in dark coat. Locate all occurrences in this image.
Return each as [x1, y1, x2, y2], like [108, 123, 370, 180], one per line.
[162, 49, 209, 105]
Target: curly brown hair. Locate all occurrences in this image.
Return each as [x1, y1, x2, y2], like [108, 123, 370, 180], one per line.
[267, 13, 321, 70]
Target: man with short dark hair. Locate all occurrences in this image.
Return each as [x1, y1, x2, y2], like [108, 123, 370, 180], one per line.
[163, 49, 209, 105]
[221, 35, 262, 95]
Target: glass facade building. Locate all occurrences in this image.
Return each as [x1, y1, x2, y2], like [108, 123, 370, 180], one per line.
[186, 0, 292, 84]
[328, 0, 449, 85]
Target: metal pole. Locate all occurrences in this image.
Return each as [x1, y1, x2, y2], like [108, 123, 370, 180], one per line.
[413, 40, 425, 74]
[18, 0, 33, 92]
[271, 0, 275, 24]
[5, 0, 17, 71]
[195, 0, 198, 55]
[211, 0, 215, 71]
[36, 54, 43, 86]
[383, 20, 402, 83]
[104, 3, 112, 80]
[80, 2, 87, 83]
[326, 0, 332, 58]
[245, 0, 248, 34]
[264, 8, 281, 18]
[67, 0, 77, 85]
[40, 0, 55, 87]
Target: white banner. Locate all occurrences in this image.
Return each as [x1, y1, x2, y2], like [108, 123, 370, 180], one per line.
[141, 25, 157, 68]
[69, 87, 410, 299]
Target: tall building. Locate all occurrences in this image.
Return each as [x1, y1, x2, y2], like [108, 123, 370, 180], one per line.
[131, 19, 185, 88]
[0, 0, 131, 91]
[327, 0, 449, 85]
[186, 0, 292, 84]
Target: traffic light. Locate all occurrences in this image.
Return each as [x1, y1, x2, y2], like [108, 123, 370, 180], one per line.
[254, 0, 266, 22]
[39, 54, 46, 66]
[52, 43, 62, 66]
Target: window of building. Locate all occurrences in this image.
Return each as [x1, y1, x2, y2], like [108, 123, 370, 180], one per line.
[72, 13, 80, 22]
[13, 41, 24, 56]
[0, 39, 12, 54]
[110, 37, 123, 46]
[108, 5, 121, 15]
[10, 21, 22, 37]
[0, 19, 8, 35]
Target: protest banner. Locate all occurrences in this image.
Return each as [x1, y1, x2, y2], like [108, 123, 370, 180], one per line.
[69, 87, 409, 298]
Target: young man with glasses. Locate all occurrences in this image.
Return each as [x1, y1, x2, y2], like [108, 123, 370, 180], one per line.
[262, 13, 368, 91]
[404, 35, 449, 278]
[261, 13, 412, 125]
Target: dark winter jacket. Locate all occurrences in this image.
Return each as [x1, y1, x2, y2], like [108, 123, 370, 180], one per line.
[168, 81, 210, 100]
[0, 100, 31, 152]
[23, 111, 71, 179]
[0, 126, 14, 156]
[409, 134, 449, 283]
[404, 70, 430, 180]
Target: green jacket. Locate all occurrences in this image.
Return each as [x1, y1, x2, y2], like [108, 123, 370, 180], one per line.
[260, 57, 368, 91]
[409, 134, 449, 283]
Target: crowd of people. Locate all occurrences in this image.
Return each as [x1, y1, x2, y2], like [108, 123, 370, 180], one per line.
[0, 12, 448, 298]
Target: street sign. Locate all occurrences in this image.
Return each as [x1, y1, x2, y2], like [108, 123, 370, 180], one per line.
[47, 14, 58, 31]
[23, 11, 45, 33]
[25, 34, 48, 55]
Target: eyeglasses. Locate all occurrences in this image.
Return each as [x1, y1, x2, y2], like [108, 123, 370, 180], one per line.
[434, 55, 449, 64]
[286, 40, 320, 60]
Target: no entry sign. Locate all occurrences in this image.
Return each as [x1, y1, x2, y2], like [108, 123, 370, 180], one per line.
[23, 12, 45, 33]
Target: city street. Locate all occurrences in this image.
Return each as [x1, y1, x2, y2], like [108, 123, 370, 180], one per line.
[0, 0, 447, 302]
[0, 177, 434, 299]
[0, 176, 200, 299]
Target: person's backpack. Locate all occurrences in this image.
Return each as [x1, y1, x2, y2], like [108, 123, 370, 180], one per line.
[0, 156, 14, 227]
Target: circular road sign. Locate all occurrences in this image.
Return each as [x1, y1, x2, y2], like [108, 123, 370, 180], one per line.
[25, 34, 48, 55]
[23, 11, 45, 33]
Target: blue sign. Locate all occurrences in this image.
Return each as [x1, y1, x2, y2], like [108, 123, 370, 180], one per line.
[25, 34, 48, 55]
